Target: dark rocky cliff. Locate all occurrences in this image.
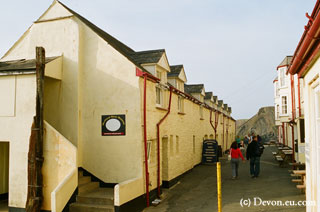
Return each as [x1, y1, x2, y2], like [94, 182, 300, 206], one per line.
[236, 106, 277, 142]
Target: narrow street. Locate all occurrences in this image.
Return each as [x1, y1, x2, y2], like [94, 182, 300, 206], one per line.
[144, 145, 305, 212]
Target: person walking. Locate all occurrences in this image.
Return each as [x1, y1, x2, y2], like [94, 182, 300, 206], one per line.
[230, 141, 245, 180]
[243, 135, 249, 148]
[246, 135, 264, 178]
[236, 136, 241, 148]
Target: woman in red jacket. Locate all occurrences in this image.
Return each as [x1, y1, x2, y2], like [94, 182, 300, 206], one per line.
[230, 141, 245, 179]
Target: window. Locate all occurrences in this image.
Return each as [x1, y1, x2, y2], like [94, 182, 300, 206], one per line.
[281, 96, 288, 115]
[156, 86, 162, 105]
[280, 68, 286, 87]
[276, 104, 280, 119]
[199, 106, 204, 119]
[156, 70, 162, 81]
[178, 96, 184, 112]
[275, 82, 279, 97]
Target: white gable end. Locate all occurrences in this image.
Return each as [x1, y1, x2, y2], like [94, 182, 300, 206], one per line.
[201, 88, 205, 96]
[178, 67, 187, 82]
[37, 1, 73, 22]
[158, 54, 170, 72]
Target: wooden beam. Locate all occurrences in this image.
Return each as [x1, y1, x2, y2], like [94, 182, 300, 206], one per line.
[26, 47, 45, 212]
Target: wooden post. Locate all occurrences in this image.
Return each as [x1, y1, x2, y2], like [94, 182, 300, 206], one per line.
[26, 47, 45, 212]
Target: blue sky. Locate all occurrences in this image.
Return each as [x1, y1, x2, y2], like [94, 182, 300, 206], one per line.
[0, 0, 316, 119]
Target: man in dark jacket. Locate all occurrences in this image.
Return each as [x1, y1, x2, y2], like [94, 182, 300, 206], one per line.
[246, 136, 264, 178]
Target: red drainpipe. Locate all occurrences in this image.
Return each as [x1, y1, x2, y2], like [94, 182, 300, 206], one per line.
[282, 123, 285, 145]
[214, 111, 219, 140]
[226, 117, 229, 149]
[156, 86, 173, 197]
[210, 109, 217, 139]
[136, 68, 160, 207]
[290, 74, 296, 161]
[290, 74, 296, 121]
[222, 115, 225, 149]
[297, 77, 302, 117]
[291, 125, 295, 162]
[142, 74, 150, 206]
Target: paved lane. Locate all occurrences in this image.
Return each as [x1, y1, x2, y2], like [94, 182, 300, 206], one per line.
[144, 146, 305, 212]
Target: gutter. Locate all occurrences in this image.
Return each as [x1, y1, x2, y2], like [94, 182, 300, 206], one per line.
[289, 2, 320, 75]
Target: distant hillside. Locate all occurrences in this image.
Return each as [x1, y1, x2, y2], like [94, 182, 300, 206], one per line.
[236, 119, 248, 129]
[236, 106, 277, 142]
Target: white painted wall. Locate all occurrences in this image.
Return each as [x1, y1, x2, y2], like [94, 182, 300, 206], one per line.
[77, 20, 143, 183]
[0, 75, 36, 208]
[302, 57, 320, 212]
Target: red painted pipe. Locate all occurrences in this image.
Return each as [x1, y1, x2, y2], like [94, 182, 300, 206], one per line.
[136, 67, 161, 207]
[142, 74, 150, 207]
[289, 2, 320, 74]
[291, 125, 295, 162]
[215, 111, 219, 140]
[156, 87, 172, 197]
[226, 117, 229, 149]
[222, 115, 225, 149]
[282, 123, 285, 145]
[297, 77, 302, 117]
[290, 74, 296, 121]
[210, 109, 217, 139]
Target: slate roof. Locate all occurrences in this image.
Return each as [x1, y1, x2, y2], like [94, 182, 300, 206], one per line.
[0, 57, 59, 75]
[184, 84, 204, 94]
[168, 65, 183, 77]
[129, 49, 165, 65]
[278, 56, 293, 67]
[205, 92, 213, 100]
[58, 1, 151, 73]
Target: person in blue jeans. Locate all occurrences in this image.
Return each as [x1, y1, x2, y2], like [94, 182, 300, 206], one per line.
[246, 135, 264, 178]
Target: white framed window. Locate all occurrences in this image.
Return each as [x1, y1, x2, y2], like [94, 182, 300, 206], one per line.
[156, 86, 162, 106]
[276, 104, 280, 119]
[279, 68, 287, 87]
[275, 82, 279, 97]
[178, 96, 184, 113]
[156, 70, 162, 81]
[280, 95, 288, 115]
